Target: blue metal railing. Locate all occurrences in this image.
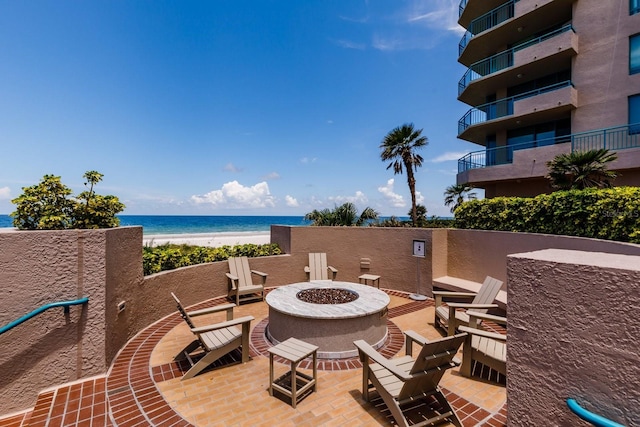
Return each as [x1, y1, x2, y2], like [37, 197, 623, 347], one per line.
[458, 123, 640, 173]
[566, 398, 625, 427]
[459, 0, 469, 18]
[458, 24, 575, 96]
[458, 80, 573, 134]
[459, 0, 516, 56]
[0, 297, 89, 335]
[631, 0, 640, 15]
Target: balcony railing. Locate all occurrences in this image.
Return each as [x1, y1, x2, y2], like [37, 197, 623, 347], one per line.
[459, 0, 469, 18]
[457, 123, 640, 173]
[458, 80, 573, 135]
[632, 0, 640, 15]
[458, 0, 517, 56]
[458, 24, 575, 96]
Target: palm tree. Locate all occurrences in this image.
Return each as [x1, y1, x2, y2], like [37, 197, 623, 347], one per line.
[304, 202, 379, 226]
[546, 149, 618, 190]
[410, 204, 429, 227]
[380, 123, 428, 226]
[444, 184, 477, 214]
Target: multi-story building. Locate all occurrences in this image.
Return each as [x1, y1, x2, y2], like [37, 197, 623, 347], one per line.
[456, 0, 640, 197]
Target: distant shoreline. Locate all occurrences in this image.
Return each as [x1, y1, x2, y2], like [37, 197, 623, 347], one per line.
[143, 231, 271, 248]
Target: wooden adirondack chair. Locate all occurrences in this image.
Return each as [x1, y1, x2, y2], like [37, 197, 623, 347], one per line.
[433, 276, 503, 335]
[354, 332, 467, 427]
[459, 311, 507, 383]
[304, 253, 337, 281]
[226, 256, 267, 305]
[171, 292, 254, 380]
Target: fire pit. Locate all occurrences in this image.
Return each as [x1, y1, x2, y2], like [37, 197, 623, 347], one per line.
[296, 288, 359, 304]
[266, 281, 390, 359]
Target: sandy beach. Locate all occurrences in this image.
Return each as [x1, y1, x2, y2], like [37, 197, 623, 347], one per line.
[142, 231, 271, 248]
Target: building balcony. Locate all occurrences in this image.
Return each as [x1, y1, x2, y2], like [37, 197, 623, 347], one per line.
[457, 123, 640, 188]
[458, 81, 577, 144]
[458, 0, 506, 29]
[458, 24, 577, 105]
[458, 0, 574, 67]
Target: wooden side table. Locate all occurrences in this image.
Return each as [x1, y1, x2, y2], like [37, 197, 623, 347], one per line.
[268, 337, 318, 408]
[358, 274, 381, 288]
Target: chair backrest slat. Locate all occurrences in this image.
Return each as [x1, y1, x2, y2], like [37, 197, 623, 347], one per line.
[471, 276, 503, 314]
[228, 256, 253, 289]
[171, 292, 196, 329]
[399, 333, 466, 401]
[309, 253, 328, 280]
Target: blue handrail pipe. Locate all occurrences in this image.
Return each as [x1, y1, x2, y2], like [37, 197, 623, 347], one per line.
[567, 398, 625, 427]
[0, 297, 89, 335]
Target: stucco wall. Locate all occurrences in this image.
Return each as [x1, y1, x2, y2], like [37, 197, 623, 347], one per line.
[445, 229, 640, 287]
[0, 227, 140, 413]
[507, 249, 639, 426]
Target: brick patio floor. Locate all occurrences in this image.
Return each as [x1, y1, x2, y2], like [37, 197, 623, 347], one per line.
[0, 289, 506, 427]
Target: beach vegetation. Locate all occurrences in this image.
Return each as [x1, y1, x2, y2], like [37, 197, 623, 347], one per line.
[454, 187, 640, 243]
[380, 123, 427, 227]
[143, 242, 282, 275]
[546, 149, 618, 190]
[444, 184, 477, 214]
[10, 171, 125, 230]
[304, 202, 379, 226]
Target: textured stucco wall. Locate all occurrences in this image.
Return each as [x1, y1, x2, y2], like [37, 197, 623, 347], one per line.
[446, 229, 640, 288]
[0, 227, 136, 413]
[507, 249, 640, 426]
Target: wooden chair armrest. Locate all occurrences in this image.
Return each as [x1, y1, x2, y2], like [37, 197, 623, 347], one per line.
[458, 326, 507, 341]
[188, 303, 236, 318]
[304, 266, 310, 273]
[432, 291, 477, 298]
[328, 266, 338, 273]
[250, 270, 267, 277]
[353, 340, 411, 381]
[191, 315, 255, 333]
[467, 310, 507, 325]
[404, 330, 428, 357]
[446, 302, 499, 309]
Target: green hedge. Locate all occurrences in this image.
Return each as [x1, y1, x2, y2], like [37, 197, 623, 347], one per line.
[143, 243, 282, 276]
[454, 187, 640, 243]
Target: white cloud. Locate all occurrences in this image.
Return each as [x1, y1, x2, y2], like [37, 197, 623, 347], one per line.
[223, 163, 242, 173]
[377, 179, 406, 207]
[0, 187, 10, 199]
[285, 195, 299, 207]
[431, 151, 467, 162]
[262, 172, 281, 180]
[415, 190, 425, 204]
[332, 39, 366, 50]
[191, 181, 275, 209]
[405, 0, 465, 35]
[300, 157, 317, 164]
[329, 191, 369, 206]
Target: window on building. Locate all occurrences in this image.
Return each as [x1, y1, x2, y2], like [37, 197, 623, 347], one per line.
[630, 94, 640, 134]
[631, 34, 640, 74]
[632, 0, 639, 15]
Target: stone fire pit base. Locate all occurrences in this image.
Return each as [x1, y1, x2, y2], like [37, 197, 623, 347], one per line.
[265, 281, 390, 359]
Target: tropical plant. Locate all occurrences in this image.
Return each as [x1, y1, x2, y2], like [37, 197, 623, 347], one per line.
[304, 202, 379, 226]
[11, 171, 125, 230]
[143, 242, 282, 276]
[411, 204, 429, 227]
[546, 149, 618, 190]
[380, 123, 427, 226]
[444, 184, 477, 214]
[454, 187, 640, 243]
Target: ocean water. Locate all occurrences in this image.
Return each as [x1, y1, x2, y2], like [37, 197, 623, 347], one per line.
[0, 214, 310, 235]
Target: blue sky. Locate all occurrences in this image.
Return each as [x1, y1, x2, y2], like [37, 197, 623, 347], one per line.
[0, 0, 482, 217]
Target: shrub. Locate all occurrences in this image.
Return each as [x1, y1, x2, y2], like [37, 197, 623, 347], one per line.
[143, 242, 282, 276]
[11, 171, 124, 230]
[455, 187, 640, 243]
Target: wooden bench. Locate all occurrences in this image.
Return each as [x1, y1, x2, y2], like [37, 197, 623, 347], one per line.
[432, 276, 507, 310]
